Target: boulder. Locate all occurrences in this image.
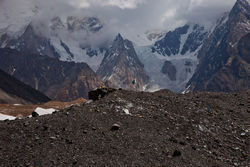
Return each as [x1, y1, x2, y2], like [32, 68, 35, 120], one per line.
[88, 88, 116, 101]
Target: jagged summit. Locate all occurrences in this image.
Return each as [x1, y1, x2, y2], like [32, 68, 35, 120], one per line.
[187, 0, 250, 92]
[115, 33, 123, 41]
[230, 0, 250, 19]
[97, 34, 148, 90]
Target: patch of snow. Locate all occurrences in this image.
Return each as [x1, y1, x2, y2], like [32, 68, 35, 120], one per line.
[229, 42, 238, 48]
[124, 43, 130, 50]
[86, 100, 93, 104]
[221, 15, 229, 25]
[13, 104, 22, 106]
[123, 108, 131, 115]
[182, 85, 191, 94]
[126, 103, 133, 108]
[147, 84, 161, 92]
[125, 31, 161, 46]
[179, 26, 192, 53]
[0, 113, 16, 121]
[34, 107, 56, 116]
[9, 45, 16, 49]
[50, 36, 105, 71]
[40, 45, 45, 50]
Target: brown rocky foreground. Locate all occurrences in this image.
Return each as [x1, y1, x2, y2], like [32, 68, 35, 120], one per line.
[0, 89, 249, 166]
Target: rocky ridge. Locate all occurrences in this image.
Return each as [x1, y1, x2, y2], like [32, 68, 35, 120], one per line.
[97, 34, 149, 91]
[187, 0, 250, 92]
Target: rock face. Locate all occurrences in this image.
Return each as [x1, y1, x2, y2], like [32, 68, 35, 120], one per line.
[187, 0, 250, 92]
[0, 48, 105, 101]
[153, 25, 190, 56]
[5, 24, 60, 58]
[67, 16, 103, 33]
[0, 68, 50, 104]
[97, 34, 149, 91]
[161, 61, 177, 81]
[0, 89, 249, 166]
[152, 24, 208, 56]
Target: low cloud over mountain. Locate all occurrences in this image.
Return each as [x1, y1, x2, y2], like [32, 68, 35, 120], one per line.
[0, 0, 236, 38]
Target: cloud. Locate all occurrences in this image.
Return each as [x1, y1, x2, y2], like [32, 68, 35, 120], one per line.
[75, 0, 236, 32]
[69, 0, 145, 9]
[0, 0, 237, 46]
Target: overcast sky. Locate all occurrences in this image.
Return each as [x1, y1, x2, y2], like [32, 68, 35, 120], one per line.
[0, 0, 237, 43]
[37, 0, 236, 29]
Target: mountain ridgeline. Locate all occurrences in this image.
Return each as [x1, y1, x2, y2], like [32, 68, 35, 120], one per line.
[152, 24, 208, 57]
[0, 0, 249, 101]
[187, 0, 250, 92]
[97, 34, 149, 91]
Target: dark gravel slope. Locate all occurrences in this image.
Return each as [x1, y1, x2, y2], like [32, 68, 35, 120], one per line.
[0, 90, 249, 167]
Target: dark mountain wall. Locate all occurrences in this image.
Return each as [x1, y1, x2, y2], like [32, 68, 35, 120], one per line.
[0, 48, 105, 101]
[187, 0, 250, 92]
[0, 68, 50, 104]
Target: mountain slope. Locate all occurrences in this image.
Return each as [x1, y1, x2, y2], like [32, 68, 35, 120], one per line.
[6, 24, 60, 58]
[152, 24, 208, 57]
[0, 16, 106, 71]
[97, 34, 149, 91]
[0, 48, 105, 101]
[136, 24, 208, 92]
[0, 69, 50, 104]
[187, 0, 250, 92]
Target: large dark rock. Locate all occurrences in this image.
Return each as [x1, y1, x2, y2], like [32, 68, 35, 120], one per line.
[88, 87, 116, 101]
[161, 61, 177, 81]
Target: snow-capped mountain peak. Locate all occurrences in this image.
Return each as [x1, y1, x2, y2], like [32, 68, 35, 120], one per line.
[134, 23, 210, 92]
[97, 34, 149, 91]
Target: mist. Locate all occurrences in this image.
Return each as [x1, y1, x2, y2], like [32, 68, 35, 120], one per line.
[0, 0, 237, 47]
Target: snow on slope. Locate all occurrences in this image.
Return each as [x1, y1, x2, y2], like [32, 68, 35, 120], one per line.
[50, 36, 105, 71]
[42, 16, 106, 71]
[125, 29, 166, 47]
[135, 45, 199, 92]
[34, 107, 56, 116]
[135, 24, 207, 92]
[0, 113, 16, 121]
